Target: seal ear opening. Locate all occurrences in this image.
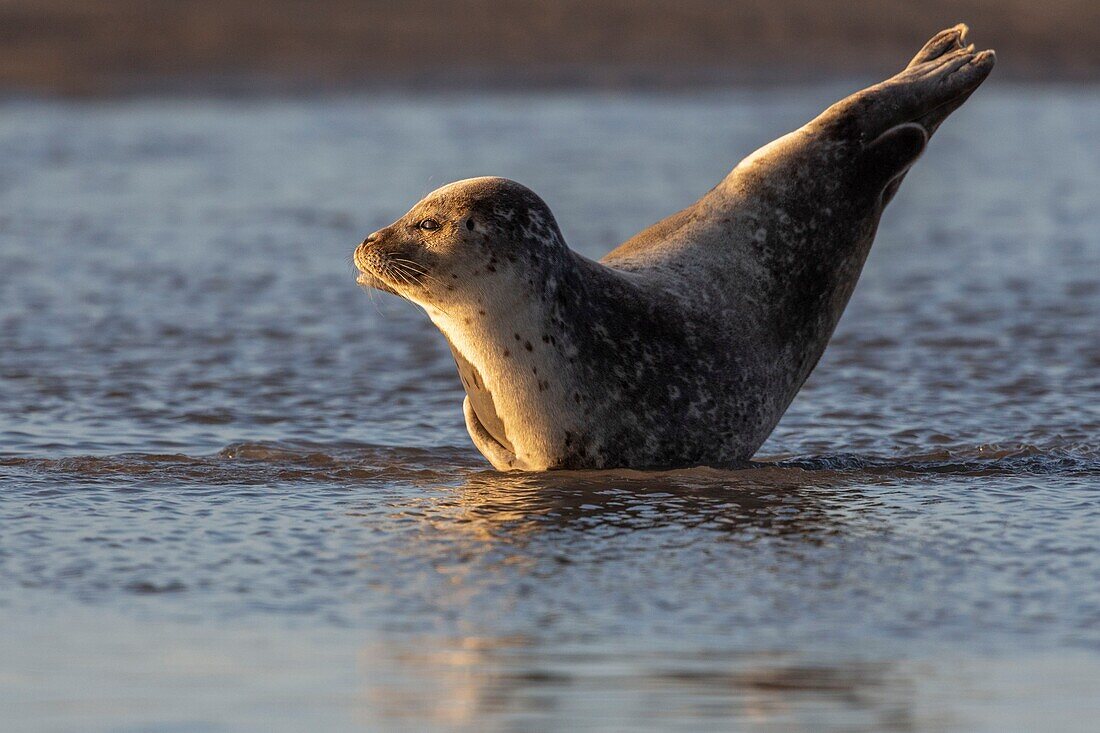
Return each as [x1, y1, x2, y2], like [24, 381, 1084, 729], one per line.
[859, 122, 928, 205]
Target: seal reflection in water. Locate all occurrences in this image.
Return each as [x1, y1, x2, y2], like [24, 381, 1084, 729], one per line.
[355, 26, 995, 471]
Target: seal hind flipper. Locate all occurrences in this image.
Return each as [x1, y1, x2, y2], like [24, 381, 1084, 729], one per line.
[857, 123, 928, 205]
[818, 35, 995, 143]
[904, 22, 988, 129]
[613, 25, 995, 292]
[830, 26, 993, 205]
[907, 23, 973, 68]
[604, 27, 994, 274]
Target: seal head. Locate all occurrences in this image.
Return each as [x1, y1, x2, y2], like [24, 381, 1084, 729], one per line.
[355, 177, 574, 467]
[355, 177, 568, 307]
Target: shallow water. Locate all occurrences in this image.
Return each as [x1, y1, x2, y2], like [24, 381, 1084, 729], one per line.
[1, 86, 1099, 731]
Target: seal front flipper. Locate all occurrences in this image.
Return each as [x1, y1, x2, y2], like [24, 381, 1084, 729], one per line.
[447, 336, 532, 470]
[447, 337, 512, 452]
[463, 396, 531, 471]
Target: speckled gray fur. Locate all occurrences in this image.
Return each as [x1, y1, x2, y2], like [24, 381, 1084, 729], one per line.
[355, 26, 995, 470]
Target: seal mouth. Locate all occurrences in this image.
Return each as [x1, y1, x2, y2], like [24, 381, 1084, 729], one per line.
[354, 243, 406, 296]
[356, 269, 397, 293]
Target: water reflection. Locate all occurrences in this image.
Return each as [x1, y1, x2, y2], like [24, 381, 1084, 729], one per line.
[446, 465, 854, 540]
[395, 445, 1100, 554]
[354, 467, 908, 730]
[359, 635, 915, 731]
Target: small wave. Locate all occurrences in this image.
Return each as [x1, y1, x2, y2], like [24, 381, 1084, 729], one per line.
[1, 441, 481, 485]
[3, 441, 1096, 487]
[763, 443, 1100, 476]
[125, 580, 187, 595]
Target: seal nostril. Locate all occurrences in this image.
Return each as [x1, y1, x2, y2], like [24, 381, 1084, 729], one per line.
[363, 232, 379, 245]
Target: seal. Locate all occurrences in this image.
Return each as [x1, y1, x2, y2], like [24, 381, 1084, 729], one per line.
[354, 25, 995, 471]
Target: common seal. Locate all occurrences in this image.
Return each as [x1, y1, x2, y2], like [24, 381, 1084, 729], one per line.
[354, 25, 995, 471]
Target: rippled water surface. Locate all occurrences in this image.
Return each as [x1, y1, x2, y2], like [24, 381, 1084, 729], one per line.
[2, 86, 1100, 731]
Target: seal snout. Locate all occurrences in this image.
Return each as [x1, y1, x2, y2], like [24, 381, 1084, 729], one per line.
[353, 228, 432, 296]
[353, 235, 377, 274]
[355, 228, 389, 268]
[353, 231, 392, 291]
[356, 230, 381, 261]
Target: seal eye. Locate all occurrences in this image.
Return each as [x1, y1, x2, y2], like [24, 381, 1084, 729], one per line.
[418, 218, 441, 231]
[465, 218, 475, 231]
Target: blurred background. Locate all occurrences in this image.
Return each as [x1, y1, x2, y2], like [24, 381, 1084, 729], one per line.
[1, 0, 1098, 95]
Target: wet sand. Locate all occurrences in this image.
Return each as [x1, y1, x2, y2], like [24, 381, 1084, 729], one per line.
[1, 0, 1099, 94]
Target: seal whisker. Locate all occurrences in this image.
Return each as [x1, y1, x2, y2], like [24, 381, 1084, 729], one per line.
[389, 257, 426, 271]
[376, 251, 415, 289]
[390, 258, 443, 286]
[388, 263, 418, 289]
[389, 260, 429, 283]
